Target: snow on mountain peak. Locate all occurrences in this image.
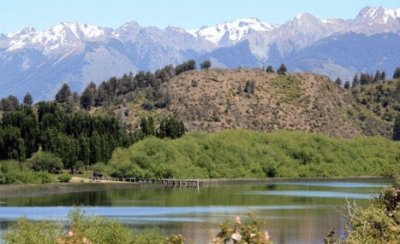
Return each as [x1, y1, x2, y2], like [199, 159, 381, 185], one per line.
[357, 6, 400, 24]
[192, 17, 276, 44]
[48, 22, 106, 40]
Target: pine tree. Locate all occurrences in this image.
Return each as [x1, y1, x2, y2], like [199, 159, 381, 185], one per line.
[335, 78, 342, 86]
[23, 92, 33, 106]
[80, 82, 97, 110]
[393, 67, 400, 79]
[266, 65, 274, 73]
[344, 81, 350, 89]
[200, 60, 211, 70]
[55, 83, 72, 103]
[277, 64, 287, 75]
[393, 114, 400, 141]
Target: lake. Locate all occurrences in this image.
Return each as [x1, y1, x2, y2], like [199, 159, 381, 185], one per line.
[0, 179, 391, 243]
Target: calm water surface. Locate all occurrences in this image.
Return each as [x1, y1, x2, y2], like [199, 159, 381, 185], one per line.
[0, 179, 391, 244]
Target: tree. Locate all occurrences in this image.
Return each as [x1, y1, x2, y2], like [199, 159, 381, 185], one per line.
[277, 64, 287, 75]
[157, 116, 185, 139]
[80, 82, 97, 110]
[393, 67, 400, 79]
[140, 117, 155, 136]
[344, 81, 351, 89]
[23, 93, 33, 106]
[393, 114, 400, 141]
[352, 74, 360, 87]
[374, 70, 382, 82]
[1, 95, 19, 111]
[175, 60, 196, 76]
[266, 65, 274, 73]
[200, 60, 211, 70]
[55, 83, 72, 103]
[381, 71, 386, 81]
[335, 78, 342, 86]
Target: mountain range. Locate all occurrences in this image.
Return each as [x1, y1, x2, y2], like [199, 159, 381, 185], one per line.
[0, 6, 400, 100]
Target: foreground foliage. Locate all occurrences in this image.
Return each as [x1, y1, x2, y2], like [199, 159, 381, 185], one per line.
[3, 210, 165, 244]
[108, 130, 400, 179]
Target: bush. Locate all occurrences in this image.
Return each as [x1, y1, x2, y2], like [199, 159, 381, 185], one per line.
[3, 218, 61, 244]
[342, 183, 400, 243]
[0, 160, 52, 184]
[108, 130, 400, 179]
[29, 151, 63, 173]
[3, 210, 166, 244]
[58, 173, 71, 183]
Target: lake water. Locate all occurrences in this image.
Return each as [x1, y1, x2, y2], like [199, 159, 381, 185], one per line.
[0, 179, 391, 243]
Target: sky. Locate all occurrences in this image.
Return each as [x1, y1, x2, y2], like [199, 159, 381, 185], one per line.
[1, 0, 399, 34]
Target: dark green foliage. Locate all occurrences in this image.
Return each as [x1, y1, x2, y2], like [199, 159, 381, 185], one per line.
[334, 78, 342, 86]
[1, 107, 39, 159]
[140, 117, 155, 136]
[344, 81, 351, 89]
[175, 60, 196, 76]
[393, 114, 400, 140]
[55, 83, 72, 103]
[157, 116, 185, 139]
[0, 102, 133, 173]
[0, 95, 19, 111]
[266, 65, 274, 73]
[244, 80, 256, 96]
[23, 93, 33, 106]
[80, 82, 96, 110]
[352, 74, 360, 87]
[394, 67, 400, 79]
[277, 64, 287, 75]
[200, 60, 211, 70]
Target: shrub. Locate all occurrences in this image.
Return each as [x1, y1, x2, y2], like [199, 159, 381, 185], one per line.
[58, 173, 72, 183]
[29, 151, 63, 173]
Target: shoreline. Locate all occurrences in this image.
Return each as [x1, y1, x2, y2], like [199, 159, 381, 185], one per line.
[0, 175, 391, 190]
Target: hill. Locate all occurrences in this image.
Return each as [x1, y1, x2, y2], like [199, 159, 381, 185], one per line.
[99, 68, 392, 138]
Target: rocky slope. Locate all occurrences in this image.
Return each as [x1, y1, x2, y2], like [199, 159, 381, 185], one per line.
[116, 69, 392, 138]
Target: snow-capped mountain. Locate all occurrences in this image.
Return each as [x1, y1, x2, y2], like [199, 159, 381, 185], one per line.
[190, 18, 276, 45]
[1, 6, 400, 101]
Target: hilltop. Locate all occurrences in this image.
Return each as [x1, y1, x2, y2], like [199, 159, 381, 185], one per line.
[96, 68, 392, 138]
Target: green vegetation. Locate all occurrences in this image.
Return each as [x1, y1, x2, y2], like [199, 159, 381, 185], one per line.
[270, 75, 303, 104]
[3, 210, 165, 244]
[0, 103, 136, 174]
[57, 173, 72, 183]
[325, 182, 400, 243]
[107, 130, 400, 179]
[0, 160, 52, 184]
[351, 79, 400, 122]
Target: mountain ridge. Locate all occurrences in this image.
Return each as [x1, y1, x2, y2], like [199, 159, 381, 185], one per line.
[1, 6, 400, 100]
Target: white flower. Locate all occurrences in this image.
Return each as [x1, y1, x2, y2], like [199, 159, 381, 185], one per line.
[68, 230, 74, 237]
[264, 231, 270, 241]
[232, 232, 242, 241]
[235, 216, 241, 224]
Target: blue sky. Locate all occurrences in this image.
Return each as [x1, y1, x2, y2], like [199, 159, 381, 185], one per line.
[1, 0, 399, 33]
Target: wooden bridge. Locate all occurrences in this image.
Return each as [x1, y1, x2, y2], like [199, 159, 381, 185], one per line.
[91, 176, 202, 187]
